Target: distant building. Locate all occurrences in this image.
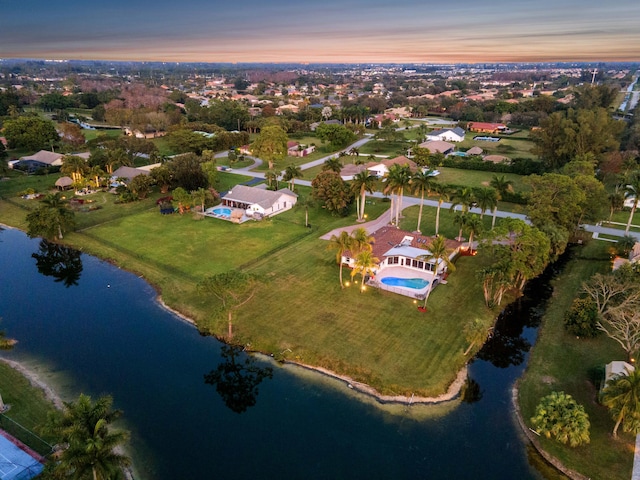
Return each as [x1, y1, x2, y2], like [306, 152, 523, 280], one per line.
[468, 122, 507, 134]
[426, 127, 466, 143]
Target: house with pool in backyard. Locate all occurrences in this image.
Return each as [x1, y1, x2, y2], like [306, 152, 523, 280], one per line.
[342, 226, 462, 300]
[205, 185, 298, 223]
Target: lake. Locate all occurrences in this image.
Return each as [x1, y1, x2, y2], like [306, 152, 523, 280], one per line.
[0, 227, 551, 479]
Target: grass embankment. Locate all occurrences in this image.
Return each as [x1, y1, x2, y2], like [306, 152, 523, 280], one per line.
[518, 241, 634, 480]
[0, 174, 504, 397]
[0, 362, 58, 455]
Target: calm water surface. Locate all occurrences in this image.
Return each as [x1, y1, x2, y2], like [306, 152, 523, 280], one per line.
[0, 227, 549, 479]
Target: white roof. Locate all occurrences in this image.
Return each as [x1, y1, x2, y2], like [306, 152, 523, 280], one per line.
[383, 245, 439, 263]
[605, 361, 635, 384]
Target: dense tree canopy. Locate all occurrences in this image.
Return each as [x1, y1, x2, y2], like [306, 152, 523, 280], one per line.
[3, 115, 59, 151]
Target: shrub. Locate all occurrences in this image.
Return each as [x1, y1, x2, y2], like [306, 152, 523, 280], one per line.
[531, 391, 590, 447]
[564, 297, 601, 337]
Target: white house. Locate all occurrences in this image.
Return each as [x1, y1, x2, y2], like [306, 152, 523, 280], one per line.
[426, 127, 466, 143]
[221, 185, 298, 218]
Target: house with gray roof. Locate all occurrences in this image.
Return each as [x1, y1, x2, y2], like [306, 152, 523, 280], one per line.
[221, 185, 297, 218]
[14, 150, 64, 171]
[426, 127, 466, 143]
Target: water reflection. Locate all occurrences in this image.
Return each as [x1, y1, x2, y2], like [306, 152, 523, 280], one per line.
[461, 375, 483, 404]
[32, 240, 83, 287]
[204, 345, 273, 414]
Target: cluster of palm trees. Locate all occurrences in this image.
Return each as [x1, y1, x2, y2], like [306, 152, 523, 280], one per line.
[326, 227, 376, 290]
[61, 155, 106, 190]
[347, 158, 514, 241]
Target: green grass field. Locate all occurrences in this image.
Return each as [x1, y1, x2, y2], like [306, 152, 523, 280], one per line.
[0, 362, 59, 455]
[0, 170, 509, 397]
[518, 241, 633, 480]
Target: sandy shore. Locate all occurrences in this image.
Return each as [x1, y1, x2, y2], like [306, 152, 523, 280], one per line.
[0, 357, 65, 410]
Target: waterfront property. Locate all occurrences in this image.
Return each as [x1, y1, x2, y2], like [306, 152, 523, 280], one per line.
[342, 226, 462, 298]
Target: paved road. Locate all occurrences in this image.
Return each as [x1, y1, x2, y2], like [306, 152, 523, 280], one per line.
[218, 138, 640, 243]
[298, 135, 374, 171]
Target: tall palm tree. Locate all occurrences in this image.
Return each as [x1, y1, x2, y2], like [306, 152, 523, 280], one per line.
[350, 171, 377, 221]
[383, 163, 412, 226]
[489, 174, 514, 198]
[474, 187, 498, 220]
[418, 236, 456, 306]
[450, 186, 475, 214]
[351, 250, 379, 292]
[453, 211, 468, 242]
[282, 164, 303, 191]
[61, 155, 88, 184]
[41, 192, 75, 240]
[489, 175, 513, 222]
[601, 368, 640, 438]
[326, 231, 353, 288]
[265, 169, 278, 189]
[608, 185, 625, 223]
[623, 171, 640, 234]
[433, 184, 450, 236]
[322, 157, 343, 173]
[464, 214, 483, 251]
[410, 169, 438, 233]
[47, 394, 130, 480]
[88, 165, 106, 189]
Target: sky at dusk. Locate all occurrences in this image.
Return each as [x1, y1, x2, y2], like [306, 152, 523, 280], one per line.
[2, 0, 639, 63]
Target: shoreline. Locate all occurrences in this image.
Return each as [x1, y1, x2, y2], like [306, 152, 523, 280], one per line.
[0, 357, 65, 410]
[157, 293, 468, 405]
[2, 222, 468, 407]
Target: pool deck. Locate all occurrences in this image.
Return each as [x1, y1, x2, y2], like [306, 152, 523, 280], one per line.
[371, 266, 436, 299]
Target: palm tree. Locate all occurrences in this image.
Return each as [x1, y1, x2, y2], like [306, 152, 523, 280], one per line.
[450, 186, 475, 215]
[433, 184, 450, 236]
[282, 164, 303, 191]
[531, 391, 591, 447]
[417, 236, 456, 307]
[326, 231, 353, 288]
[61, 155, 88, 184]
[0, 329, 16, 350]
[453, 211, 468, 242]
[350, 227, 374, 254]
[601, 368, 640, 438]
[411, 169, 439, 233]
[265, 169, 278, 189]
[383, 163, 412, 226]
[623, 171, 640, 234]
[489, 174, 513, 219]
[351, 250, 379, 293]
[489, 174, 514, 198]
[420, 236, 456, 276]
[322, 157, 343, 173]
[350, 171, 377, 221]
[474, 187, 498, 220]
[464, 214, 483, 251]
[47, 394, 131, 480]
[27, 192, 75, 240]
[88, 165, 106, 189]
[608, 185, 625, 223]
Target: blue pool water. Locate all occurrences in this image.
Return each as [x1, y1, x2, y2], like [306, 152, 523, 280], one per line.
[450, 151, 466, 157]
[380, 277, 429, 289]
[213, 207, 232, 217]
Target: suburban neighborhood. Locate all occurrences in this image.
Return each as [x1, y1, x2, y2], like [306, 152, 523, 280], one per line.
[0, 58, 639, 480]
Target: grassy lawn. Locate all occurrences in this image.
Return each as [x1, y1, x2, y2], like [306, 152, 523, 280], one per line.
[435, 166, 529, 192]
[0, 362, 59, 455]
[358, 140, 409, 157]
[0, 170, 505, 397]
[518, 241, 633, 480]
[457, 134, 535, 159]
[150, 136, 177, 157]
[82, 129, 122, 142]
